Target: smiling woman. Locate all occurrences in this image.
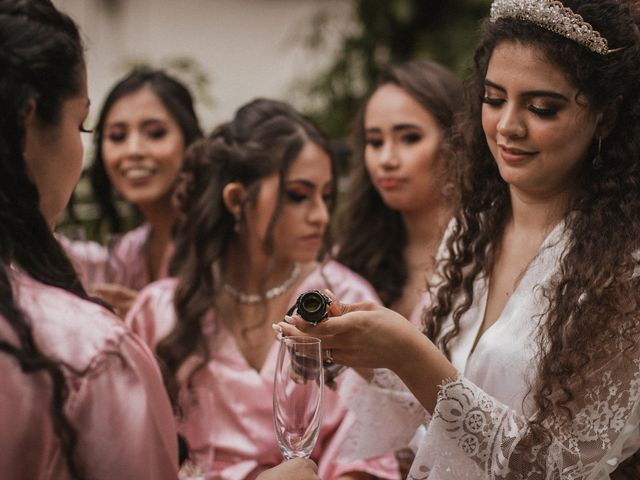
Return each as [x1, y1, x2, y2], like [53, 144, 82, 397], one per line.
[481, 43, 601, 199]
[60, 67, 203, 316]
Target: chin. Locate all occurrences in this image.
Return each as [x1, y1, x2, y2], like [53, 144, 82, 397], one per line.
[122, 190, 168, 207]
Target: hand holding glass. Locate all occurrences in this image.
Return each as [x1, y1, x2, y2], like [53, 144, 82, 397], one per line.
[273, 336, 324, 460]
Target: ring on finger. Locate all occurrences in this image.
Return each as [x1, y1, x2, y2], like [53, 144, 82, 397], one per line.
[324, 348, 334, 364]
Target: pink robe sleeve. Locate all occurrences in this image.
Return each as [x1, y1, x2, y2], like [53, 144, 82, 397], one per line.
[58, 225, 172, 291]
[0, 270, 178, 480]
[70, 332, 179, 479]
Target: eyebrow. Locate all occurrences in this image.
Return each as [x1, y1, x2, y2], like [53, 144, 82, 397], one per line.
[285, 179, 333, 190]
[365, 123, 422, 134]
[105, 118, 168, 128]
[484, 79, 569, 101]
[285, 179, 315, 188]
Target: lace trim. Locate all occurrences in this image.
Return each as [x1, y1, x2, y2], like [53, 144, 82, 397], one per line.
[337, 368, 428, 463]
[409, 361, 640, 479]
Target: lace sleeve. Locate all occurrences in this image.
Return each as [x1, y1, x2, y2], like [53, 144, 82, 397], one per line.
[337, 368, 429, 463]
[409, 357, 640, 479]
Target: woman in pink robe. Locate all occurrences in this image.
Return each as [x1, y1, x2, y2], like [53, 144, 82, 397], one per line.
[0, 2, 177, 478]
[332, 59, 463, 478]
[126, 98, 399, 480]
[61, 67, 203, 316]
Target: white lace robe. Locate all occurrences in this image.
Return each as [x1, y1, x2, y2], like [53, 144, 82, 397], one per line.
[338, 222, 640, 479]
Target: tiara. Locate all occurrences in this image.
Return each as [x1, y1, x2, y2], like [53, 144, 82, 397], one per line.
[490, 0, 620, 55]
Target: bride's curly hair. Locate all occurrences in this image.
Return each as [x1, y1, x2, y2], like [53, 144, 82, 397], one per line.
[157, 98, 337, 400]
[424, 0, 640, 468]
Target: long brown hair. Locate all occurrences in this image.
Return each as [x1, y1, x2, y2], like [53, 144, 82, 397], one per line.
[425, 0, 640, 469]
[336, 60, 463, 306]
[0, 0, 92, 477]
[157, 98, 337, 400]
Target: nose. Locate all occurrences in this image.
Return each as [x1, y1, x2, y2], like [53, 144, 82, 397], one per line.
[378, 141, 399, 169]
[496, 103, 526, 139]
[124, 131, 145, 158]
[307, 195, 330, 227]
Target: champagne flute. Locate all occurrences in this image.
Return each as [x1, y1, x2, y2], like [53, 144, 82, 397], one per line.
[177, 387, 215, 480]
[273, 335, 324, 460]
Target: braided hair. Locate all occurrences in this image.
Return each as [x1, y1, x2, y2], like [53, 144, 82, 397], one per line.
[1, 0, 93, 476]
[158, 98, 337, 401]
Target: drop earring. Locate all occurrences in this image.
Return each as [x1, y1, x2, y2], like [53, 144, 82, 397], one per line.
[234, 212, 242, 233]
[592, 136, 603, 170]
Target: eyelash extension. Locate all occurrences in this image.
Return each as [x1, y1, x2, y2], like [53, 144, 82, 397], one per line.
[480, 95, 504, 106]
[285, 191, 307, 203]
[528, 106, 558, 118]
[402, 133, 422, 144]
[365, 138, 383, 148]
[146, 128, 167, 139]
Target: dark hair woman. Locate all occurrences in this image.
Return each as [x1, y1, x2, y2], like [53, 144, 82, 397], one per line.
[126, 98, 399, 479]
[337, 59, 462, 322]
[61, 67, 203, 316]
[0, 1, 178, 478]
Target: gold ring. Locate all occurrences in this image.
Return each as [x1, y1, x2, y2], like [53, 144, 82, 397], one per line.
[325, 349, 334, 364]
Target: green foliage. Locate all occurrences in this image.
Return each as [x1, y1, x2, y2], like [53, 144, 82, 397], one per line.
[298, 0, 491, 139]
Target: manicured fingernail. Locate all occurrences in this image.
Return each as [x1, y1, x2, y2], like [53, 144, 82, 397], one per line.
[271, 323, 283, 334]
[284, 315, 294, 324]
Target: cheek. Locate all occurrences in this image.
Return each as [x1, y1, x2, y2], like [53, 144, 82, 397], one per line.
[160, 135, 186, 164]
[364, 147, 377, 174]
[410, 140, 440, 172]
[481, 107, 497, 140]
[101, 143, 120, 174]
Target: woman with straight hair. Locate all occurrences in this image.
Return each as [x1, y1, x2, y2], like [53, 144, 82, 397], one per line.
[62, 67, 203, 316]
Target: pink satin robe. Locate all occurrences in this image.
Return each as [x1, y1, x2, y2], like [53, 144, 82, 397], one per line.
[59, 223, 172, 291]
[0, 268, 178, 479]
[126, 260, 400, 480]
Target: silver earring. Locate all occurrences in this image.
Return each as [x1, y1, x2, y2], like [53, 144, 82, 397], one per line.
[234, 212, 242, 233]
[592, 136, 603, 170]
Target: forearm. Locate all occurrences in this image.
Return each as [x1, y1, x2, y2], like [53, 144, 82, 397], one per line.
[390, 329, 457, 414]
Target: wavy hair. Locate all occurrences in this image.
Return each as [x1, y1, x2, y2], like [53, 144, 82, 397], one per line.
[0, 0, 93, 476]
[157, 98, 337, 399]
[336, 60, 463, 306]
[424, 0, 640, 468]
[83, 67, 203, 236]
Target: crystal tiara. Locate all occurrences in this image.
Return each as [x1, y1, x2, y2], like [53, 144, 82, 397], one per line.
[490, 0, 620, 55]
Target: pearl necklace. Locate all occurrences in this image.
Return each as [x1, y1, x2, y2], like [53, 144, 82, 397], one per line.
[223, 263, 301, 305]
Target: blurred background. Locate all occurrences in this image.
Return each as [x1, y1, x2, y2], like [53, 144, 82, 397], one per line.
[53, 0, 491, 235]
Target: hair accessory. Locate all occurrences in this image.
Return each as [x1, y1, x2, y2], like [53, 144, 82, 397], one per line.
[490, 0, 622, 55]
[223, 263, 301, 304]
[592, 136, 603, 170]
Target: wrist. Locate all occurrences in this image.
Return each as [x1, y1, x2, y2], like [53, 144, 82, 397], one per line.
[392, 330, 457, 413]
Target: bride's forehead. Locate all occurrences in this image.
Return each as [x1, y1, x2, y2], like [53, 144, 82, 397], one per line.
[486, 43, 575, 91]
